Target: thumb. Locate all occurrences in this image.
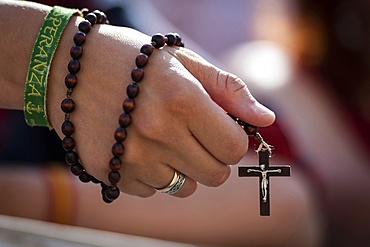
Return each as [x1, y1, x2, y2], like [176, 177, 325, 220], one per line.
[167, 48, 275, 127]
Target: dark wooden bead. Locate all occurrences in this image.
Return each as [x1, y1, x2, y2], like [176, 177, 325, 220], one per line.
[62, 136, 75, 151]
[100, 182, 108, 189]
[78, 20, 91, 33]
[119, 113, 131, 128]
[93, 10, 103, 23]
[65, 151, 79, 165]
[108, 171, 121, 185]
[91, 176, 100, 184]
[102, 195, 113, 203]
[131, 68, 144, 82]
[151, 33, 165, 48]
[105, 186, 120, 200]
[126, 82, 139, 98]
[70, 163, 84, 176]
[100, 12, 108, 24]
[73, 31, 86, 46]
[61, 98, 75, 113]
[62, 120, 74, 136]
[165, 33, 177, 46]
[140, 44, 154, 56]
[227, 113, 237, 121]
[112, 142, 125, 157]
[101, 182, 108, 190]
[101, 184, 113, 203]
[122, 98, 135, 113]
[109, 157, 122, 171]
[68, 59, 80, 74]
[70, 45, 83, 59]
[65, 74, 78, 89]
[114, 127, 127, 143]
[80, 8, 89, 17]
[236, 119, 245, 127]
[135, 53, 149, 68]
[79, 171, 93, 183]
[85, 13, 97, 25]
[244, 124, 258, 136]
[174, 33, 182, 46]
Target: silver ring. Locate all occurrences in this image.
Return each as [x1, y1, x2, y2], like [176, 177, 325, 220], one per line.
[155, 170, 186, 195]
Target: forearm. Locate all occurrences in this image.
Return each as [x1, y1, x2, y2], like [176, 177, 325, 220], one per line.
[0, 1, 52, 109]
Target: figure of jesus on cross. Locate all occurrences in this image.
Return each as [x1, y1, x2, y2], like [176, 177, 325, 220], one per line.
[239, 149, 291, 216]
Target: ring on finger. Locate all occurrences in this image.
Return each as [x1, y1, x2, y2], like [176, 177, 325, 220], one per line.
[155, 170, 186, 195]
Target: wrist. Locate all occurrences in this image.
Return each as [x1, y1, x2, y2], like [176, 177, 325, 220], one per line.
[0, 1, 51, 109]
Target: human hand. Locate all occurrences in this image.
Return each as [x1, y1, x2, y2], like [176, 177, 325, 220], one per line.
[47, 19, 275, 198]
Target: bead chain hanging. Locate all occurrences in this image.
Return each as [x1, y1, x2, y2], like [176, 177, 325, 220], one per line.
[104, 32, 185, 203]
[61, 9, 109, 193]
[60, 8, 185, 203]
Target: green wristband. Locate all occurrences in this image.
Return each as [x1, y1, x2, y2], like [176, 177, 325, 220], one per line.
[24, 6, 79, 129]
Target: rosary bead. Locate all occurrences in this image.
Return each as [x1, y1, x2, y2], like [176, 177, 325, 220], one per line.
[114, 127, 127, 143]
[62, 136, 75, 151]
[79, 171, 93, 183]
[61, 98, 75, 113]
[105, 186, 120, 201]
[68, 59, 80, 74]
[91, 177, 100, 184]
[80, 8, 89, 17]
[62, 120, 74, 136]
[65, 74, 78, 89]
[122, 98, 135, 113]
[126, 82, 140, 98]
[70, 163, 84, 176]
[131, 68, 144, 82]
[102, 195, 113, 203]
[85, 13, 97, 25]
[135, 53, 149, 68]
[119, 113, 131, 128]
[151, 33, 165, 48]
[140, 44, 154, 57]
[244, 124, 258, 136]
[174, 33, 182, 46]
[112, 142, 125, 157]
[93, 10, 103, 23]
[108, 171, 121, 185]
[65, 151, 79, 165]
[78, 20, 91, 33]
[100, 12, 108, 24]
[70, 45, 83, 59]
[109, 157, 122, 171]
[165, 33, 177, 46]
[73, 31, 86, 46]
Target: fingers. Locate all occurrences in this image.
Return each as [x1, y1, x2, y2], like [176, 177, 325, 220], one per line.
[118, 161, 197, 198]
[166, 47, 275, 127]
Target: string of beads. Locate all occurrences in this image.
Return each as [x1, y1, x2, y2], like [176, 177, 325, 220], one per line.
[60, 8, 185, 203]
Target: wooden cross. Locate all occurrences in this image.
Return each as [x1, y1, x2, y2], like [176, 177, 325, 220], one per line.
[238, 149, 290, 216]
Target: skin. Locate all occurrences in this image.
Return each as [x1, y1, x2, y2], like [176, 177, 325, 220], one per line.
[0, 0, 275, 197]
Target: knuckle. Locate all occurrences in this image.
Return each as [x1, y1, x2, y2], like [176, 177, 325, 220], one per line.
[227, 141, 248, 165]
[206, 166, 231, 187]
[217, 70, 246, 93]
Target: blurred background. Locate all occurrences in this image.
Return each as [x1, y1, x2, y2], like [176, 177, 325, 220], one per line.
[1, 0, 370, 246]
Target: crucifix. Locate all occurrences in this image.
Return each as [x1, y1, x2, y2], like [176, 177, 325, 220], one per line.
[239, 149, 291, 216]
[228, 113, 291, 216]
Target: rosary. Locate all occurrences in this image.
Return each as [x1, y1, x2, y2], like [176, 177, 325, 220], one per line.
[54, 7, 291, 215]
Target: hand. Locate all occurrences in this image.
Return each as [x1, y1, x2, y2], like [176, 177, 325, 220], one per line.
[48, 19, 275, 198]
